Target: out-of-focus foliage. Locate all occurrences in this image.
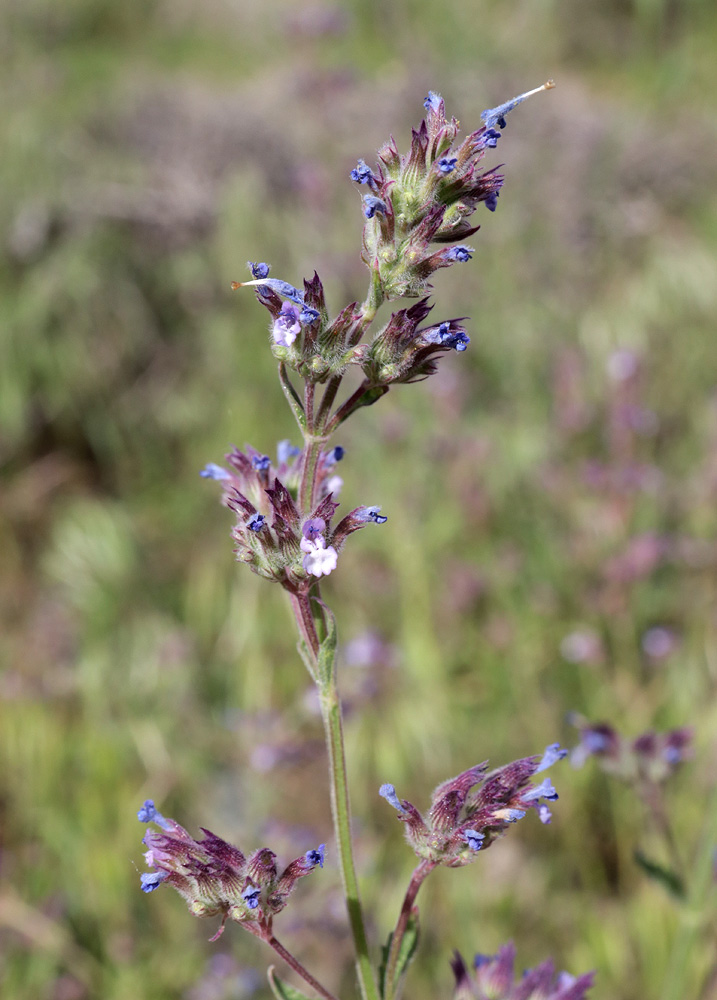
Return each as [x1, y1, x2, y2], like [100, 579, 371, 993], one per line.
[1, 1, 716, 999]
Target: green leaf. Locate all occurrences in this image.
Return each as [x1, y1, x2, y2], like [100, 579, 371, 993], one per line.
[315, 599, 337, 689]
[379, 910, 420, 1000]
[267, 966, 315, 1000]
[633, 850, 685, 899]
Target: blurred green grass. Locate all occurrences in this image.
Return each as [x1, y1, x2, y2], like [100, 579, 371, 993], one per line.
[1, 1, 717, 998]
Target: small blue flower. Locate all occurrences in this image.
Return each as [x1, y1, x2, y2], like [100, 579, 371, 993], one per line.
[239, 278, 305, 305]
[200, 463, 230, 481]
[305, 844, 326, 869]
[523, 778, 559, 803]
[484, 191, 499, 212]
[247, 514, 266, 532]
[483, 128, 501, 148]
[481, 80, 554, 131]
[423, 91, 442, 113]
[137, 800, 172, 830]
[242, 885, 261, 909]
[424, 322, 470, 352]
[444, 245, 474, 263]
[326, 446, 345, 465]
[350, 159, 376, 186]
[299, 304, 320, 325]
[277, 440, 301, 465]
[501, 808, 527, 823]
[535, 743, 568, 773]
[538, 804, 553, 825]
[252, 455, 271, 471]
[379, 783, 405, 813]
[437, 156, 458, 173]
[363, 195, 387, 219]
[140, 871, 168, 893]
[248, 261, 270, 280]
[464, 829, 485, 851]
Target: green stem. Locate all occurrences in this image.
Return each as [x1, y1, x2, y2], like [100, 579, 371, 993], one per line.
[383, 860, 435, 1000]
[319, 678, 380, 1000]
[278, 363, 306, 430]
[661, 786, 717, 1000]
[267, 935, 340, 1000]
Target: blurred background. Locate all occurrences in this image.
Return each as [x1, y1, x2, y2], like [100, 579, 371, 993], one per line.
[2, 0, 717, 998]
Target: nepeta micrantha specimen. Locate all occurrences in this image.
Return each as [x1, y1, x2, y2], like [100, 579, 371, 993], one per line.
[138, 83, 595, 1000]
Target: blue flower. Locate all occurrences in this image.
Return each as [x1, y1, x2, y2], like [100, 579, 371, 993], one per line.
[199, 463, 230, 481]
[137, 800, 172, 830]
[305, 844, 326, 869]
[522, 778, 559, 803]
[535, 743, 568, 774]
[423, 91, 442, 113]
[251, 455, 271, 471]
[350, 159, 377, 187]
[437, 155, 458, 173]
[140, 871, 168, 893]
[247, 515, 266, 532]
[325, 446, 345, 465]
[239, 277, 305, 305]
[363, 195, 387, 219]
[481, 80, 554, 131]
[299, 304, 320, 325]
[483, 127, 501, 148]
[277, 440, 301, 465]
[484, 191, 499, 212]
[443, 245, 474, 263]
[379, 783, 405, 813]
[242, 885, 261, 909]
[464, 829, 485, 851]
[248, 261, 270, 279]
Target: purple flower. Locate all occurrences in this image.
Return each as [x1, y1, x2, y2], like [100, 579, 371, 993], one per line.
[277, 440, 301, 465]
[251, 455, 271, 471]
[350, 159, 377, 187]
[464, 829, 485, 851]
[247, 514, 266, 532]
[248, 261, 270, 279]
[299, 304, 320, 325]
[363, 195, 387, 219]
[242, 885, 261, 909]
[481, 80, 555, 132]
[238, 277, 305, 304]
[137, 800, 172, 831]
[304, 844, 326, 869]
[141, 871, 168, 893]
[437, 155, 458, 173]
[200, 463, 230, 481]
[302, 517, 327, 542]
[325, 446, 345, 465]
[483, 127, 502, 148]
[273, 301, 302, 348]
[451, 942, 595, 1000]
[443, 245, 474, 263]
[379, 783, 406, 813]
[536, 743, 568, 773]
[422, 322, 470, 352]
[485, 191, 499, 212]
[423, 91, 442, 113]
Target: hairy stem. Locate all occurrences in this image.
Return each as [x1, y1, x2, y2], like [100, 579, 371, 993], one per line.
[319, 680, 379, 1000]
[383, 859, 436, 1000]
[267, 935, 340, 1000]
[325, 379, 374, 435]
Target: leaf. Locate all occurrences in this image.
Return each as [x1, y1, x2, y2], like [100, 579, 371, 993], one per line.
[267, 966, 315, 1000]
[379, 909, 420, 1000]
[315, 599, 337, 689]
[633, 850, 685, 899]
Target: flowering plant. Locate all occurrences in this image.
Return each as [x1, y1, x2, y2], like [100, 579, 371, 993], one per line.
[137, 82, 597, 1000]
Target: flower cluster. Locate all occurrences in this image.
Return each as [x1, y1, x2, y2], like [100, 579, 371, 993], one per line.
[356, 83, 553, 300]
[570, 718, 693, 784]
[200, 443, 385, 588]
[229, 86, 553, 402]
[138, 801, 325, 940]
[451, 942, 594, 1000]
[379, 744, 566, 867]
